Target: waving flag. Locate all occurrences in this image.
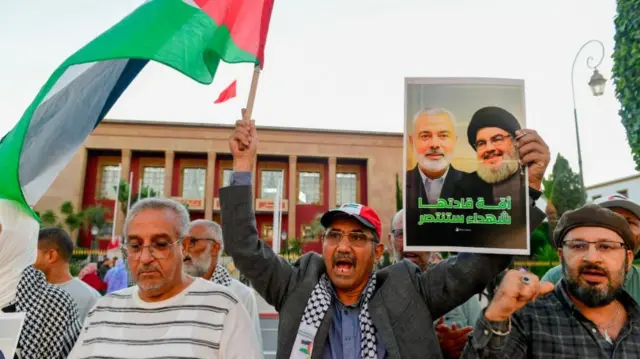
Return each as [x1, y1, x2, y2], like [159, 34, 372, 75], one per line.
[0, 0, 275, 219]
[214, 80, 237, 104]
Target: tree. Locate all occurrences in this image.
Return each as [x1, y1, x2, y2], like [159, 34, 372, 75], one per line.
[548, 154, 586, 217]
[613, 0, 640, 170]
[37, 201, 110, 246]
[395, 173, 402, 211]
[114, 179, 160, 216]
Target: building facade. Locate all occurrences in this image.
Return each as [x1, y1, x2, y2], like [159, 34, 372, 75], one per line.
[587, 173, 640, 203]
[35, 120, 404, 252]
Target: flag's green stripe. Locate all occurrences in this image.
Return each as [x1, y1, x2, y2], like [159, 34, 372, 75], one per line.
[0, 0, 259, 218]
[62, 0, 258, 84]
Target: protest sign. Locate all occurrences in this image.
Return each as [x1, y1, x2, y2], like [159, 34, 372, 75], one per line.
[404, 77, 530, 255]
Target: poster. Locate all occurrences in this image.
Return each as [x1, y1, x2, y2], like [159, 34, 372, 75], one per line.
[403, 77, 530, 255]
[0, 312, 25, 359]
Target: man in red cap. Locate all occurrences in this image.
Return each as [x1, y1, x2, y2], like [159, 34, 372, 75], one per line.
[218, 111, 547, 359]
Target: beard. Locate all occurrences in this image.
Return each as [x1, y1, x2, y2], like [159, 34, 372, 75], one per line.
[476, 145, 519, 184]
[183, 253, 212, 278]
[415, 148, 453, 175]
[563, 256, 627, 307]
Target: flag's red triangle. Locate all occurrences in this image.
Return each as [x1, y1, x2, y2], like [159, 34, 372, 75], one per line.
[214, 80, 237, 104]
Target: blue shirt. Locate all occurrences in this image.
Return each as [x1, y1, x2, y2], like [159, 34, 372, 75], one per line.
[230, 171, 388, 358]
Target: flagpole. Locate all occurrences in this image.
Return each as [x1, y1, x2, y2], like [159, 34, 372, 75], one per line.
[137, 179, 142, 202]
[126, 172, 133, 212]
[111, 169, 122, 241]
[243, 65, 261, 121]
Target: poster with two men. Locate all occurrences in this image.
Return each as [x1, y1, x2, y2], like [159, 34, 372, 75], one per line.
[404, 77, 530, 255]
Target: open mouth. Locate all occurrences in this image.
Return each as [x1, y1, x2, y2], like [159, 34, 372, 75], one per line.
[483, 152, 503, 165]
[403, 253, 422, 263]
[334, 258, 355, 275]
[183, 258, 192, 264]
[581, 269, 607, 283]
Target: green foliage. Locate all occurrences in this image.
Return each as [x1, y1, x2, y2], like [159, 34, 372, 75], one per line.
[114, 179, 160, 215]
[613, 0, 640, 170]
[396, 173, 402, 211]
[40, 210, 59, 227]
[530, 222, 550, 257]
[548, 154, 586, 216]
[282, 239, 302, 256]
[542, 176, 554, 200]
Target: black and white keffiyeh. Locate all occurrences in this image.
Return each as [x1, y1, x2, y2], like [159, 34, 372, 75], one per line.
[11, 266, 82, 359]
[292, 273, 378, 359]
[211, 265, 232, 287]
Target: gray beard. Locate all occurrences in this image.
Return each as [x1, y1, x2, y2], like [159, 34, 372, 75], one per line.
[184, 254, 212, 278]
[477, 147, 519, 184]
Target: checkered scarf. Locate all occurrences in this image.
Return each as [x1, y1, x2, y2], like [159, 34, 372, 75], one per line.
[211, 265, 232, 287]
[293, 273, 378, 359]
[13, 266, 82, 359]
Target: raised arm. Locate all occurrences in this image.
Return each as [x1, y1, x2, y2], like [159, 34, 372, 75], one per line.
[461, 269, 554, 359]
[219, 112, 300, 311]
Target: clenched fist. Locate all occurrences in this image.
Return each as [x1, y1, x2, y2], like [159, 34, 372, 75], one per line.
[229, 108, 258, 172]
[484, 269, 554, 322]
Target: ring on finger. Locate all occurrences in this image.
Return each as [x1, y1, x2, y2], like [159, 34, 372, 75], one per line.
[521, 275, 531, 284]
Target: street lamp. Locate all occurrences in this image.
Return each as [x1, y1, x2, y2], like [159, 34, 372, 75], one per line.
[90, 225, 99, 262]
[571, 39, 607, 193]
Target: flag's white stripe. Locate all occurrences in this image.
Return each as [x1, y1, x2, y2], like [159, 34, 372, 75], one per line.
[20, 60, 130, 205]
[41, 62, 97, 103]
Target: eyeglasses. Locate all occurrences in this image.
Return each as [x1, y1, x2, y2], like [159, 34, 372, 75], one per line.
[475, 134, 511, 151]
[562, 240, 627, 253]
[126, 237, 185, 260]
[323, 229, 377, 247]
[184, 237, 218, 249]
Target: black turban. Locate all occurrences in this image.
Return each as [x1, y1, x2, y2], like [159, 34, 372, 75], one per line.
[467, 106, 521, 148]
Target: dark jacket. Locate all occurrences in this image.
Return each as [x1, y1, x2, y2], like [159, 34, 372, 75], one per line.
[405, 165, 465, 247]
[220, 184, 527, 359]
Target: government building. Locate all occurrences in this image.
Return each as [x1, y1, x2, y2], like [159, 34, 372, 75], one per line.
[36, 119, 404, 252]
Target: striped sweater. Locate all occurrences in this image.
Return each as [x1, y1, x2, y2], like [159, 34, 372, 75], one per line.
[68, 277, 262, 359]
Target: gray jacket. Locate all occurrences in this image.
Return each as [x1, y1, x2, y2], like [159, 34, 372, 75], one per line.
[220, 185, 544, 359]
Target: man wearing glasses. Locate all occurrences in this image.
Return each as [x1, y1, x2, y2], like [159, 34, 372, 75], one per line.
[450, 106, 548, 250]
[219, 113, 536, 359]
[463, 204, 640, 358]
[541, 194, 640, 303]
[68, 197, 262, 359]
[183, 219, 262, 348]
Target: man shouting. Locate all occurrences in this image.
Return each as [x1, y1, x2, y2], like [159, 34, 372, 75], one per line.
[218, 110, 549, 359]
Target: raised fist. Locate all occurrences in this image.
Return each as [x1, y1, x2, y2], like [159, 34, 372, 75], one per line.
[229, 108, 258, 172]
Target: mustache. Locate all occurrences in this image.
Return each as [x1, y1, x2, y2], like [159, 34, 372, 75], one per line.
[579, 263, 609, 276]
[183, 255, 191, 261]
[137, 264, 160, 274]
[423, 149, 445, 156]
[482, 149, 504, 160]
[332, 253, 357, 267]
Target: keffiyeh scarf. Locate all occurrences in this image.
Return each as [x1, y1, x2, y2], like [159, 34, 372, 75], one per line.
[12, 266, 82, 359]
[290, 273, 378, 359]
[211, 265, 232, 287]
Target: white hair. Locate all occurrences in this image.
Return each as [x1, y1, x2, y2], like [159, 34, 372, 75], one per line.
[124, 197, 190, 241]
[189, 219, 224, 260]
[412, 107, 457, 127]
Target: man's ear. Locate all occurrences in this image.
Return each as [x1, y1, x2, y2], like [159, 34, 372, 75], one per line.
[627, 250, 635, 271]
[374, 243, 385, 262]
[211, 241, 222, 258]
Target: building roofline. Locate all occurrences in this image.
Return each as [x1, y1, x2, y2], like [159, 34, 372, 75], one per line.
[102, 119, 403, 137]
[586, 173, 640, 190]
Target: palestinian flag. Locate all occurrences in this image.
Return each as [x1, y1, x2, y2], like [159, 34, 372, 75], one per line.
[0, 0, 274, 220]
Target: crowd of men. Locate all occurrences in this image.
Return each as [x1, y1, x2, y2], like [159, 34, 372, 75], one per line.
[1, 111, 640, 358]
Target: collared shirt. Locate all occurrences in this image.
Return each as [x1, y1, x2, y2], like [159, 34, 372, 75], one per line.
[323, 288, 388, 359]
[542, 265, 640, 304]
[418, 167, 449, 204]
[464, 280, 640, 359]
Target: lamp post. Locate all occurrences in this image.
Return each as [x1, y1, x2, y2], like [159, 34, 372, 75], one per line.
[281, 231, 287, 252]
[571, 39, 607, 193]
[90, 225, 99, 262]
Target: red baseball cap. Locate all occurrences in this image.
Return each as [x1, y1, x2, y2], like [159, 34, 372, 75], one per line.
[320, 203, 382, 240]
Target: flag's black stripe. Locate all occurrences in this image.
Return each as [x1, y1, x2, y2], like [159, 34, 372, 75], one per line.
[186, 290, 238, 303]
